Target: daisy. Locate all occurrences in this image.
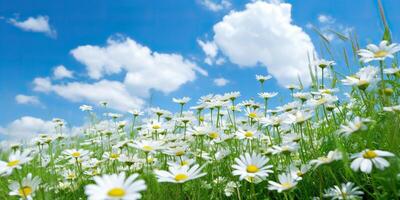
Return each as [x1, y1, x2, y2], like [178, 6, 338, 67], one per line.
[258, 92, 278, 100]
[309, 150, 343, 168]
[255, 74, 272, 83]
[236, 127, 260, 140]
[172, 97, 191, 105]
[315, 59, 336, 69]
[129, 140, 164, 153]
[9, 173, 41, 200]
[268, 173, 298, 193]
[288, 164, 311, 181]
[63, 149, 90, 161]
[350, 149, 394, 173]
[342, 66, 379, 90]
[154, 164, 206, 183]
[268, 142, 299, 155]
[0, 150, 32, 176]
[358, 40, 400, 63]
[85, 172, 146, 200]
[232, 152, 273, 183]
[336, 117, 371, 137]
[323, 182, 364, 200]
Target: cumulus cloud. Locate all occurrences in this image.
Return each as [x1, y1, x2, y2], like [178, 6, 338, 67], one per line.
[9, 15, 57, 38]
[211, 1, 316, 86]
[200, 0, 231, 12]
[71, 36, 207, 96]
[33, 78, 144, 111]
[53, 65, 74, 80]
[213, 77, 229, 86]
[15, 94, 40, 105]
[32, 36, 206, 111]
[197, 39, 218, 65]
[0, 116, 55, 141]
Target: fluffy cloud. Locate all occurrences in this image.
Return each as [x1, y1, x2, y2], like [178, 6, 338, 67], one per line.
[53, 65, 74, 80]
[33, 78, 144, 111]
[9, 15, 56, 38]
[0, 116, 55, 141]
[318, 14, 334, 24]
[71, 36, 207, 97]
[197, 39, 218, 65]
[200, 0, 231, 12]
[211, 1, 316, 86]
[213, 77, 229, 86]
[15, 94, 40, 105]
[32, 36, 206, 111]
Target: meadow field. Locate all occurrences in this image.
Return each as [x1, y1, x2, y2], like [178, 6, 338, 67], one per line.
[1, 2, 400, 200]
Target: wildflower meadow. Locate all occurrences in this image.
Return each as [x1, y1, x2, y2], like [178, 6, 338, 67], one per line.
[1, 1, 400, 200]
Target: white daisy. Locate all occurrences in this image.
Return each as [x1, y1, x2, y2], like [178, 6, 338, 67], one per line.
[358, 40, 400, 62]
[309, 150, 343, 168]
[155, 164, 206, 183]
[336, 117, 371, 137]
[129, 140, 164, 153]
[350, 149, 394, 173]
[232, 152, 273, 183]
[323, 182, 364, 200]
[236, 127, 260, 140]
[342, 66, 379, 90]
[268, 173, 298, 193]
[85, 172, 146, 200]
[0, 150, 32, 176]
[9, 173, 41, 200]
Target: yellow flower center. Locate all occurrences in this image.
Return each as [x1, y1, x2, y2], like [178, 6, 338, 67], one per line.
[244, 131, 254, 138]
[67, 173, 76, 180]
[180, 161, 188, 166]
[246, 165, 259, 173]
[7, 160, 20, 167]
[143, 145, 153, 152]
[175, 151, 185, 156]
[18, 186, 32, 197]
[357, 80, 370, 90]
[209, 132, 219, 139]
[175, 173, 189, 181]
[71, 152, 81, 157]
[107, 188, 126, 197]
[363, 150, 377, 159]
[296, 171, 303, 177]
[281, 182, 292, 188]
[374, 50, 388, 58]
[152, 124, 161, 129]
[110, 153, 119, 159]
[248, 112, 257, 119]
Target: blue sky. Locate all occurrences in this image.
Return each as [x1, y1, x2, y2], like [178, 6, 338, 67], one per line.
[0, 0, 399, 140]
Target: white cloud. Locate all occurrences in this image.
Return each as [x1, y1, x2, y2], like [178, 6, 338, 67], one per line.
[9, 15, 56, 38]
[15, 94, 40, 105]
[317, 14, 334, 24]
[197, 39, 219, 65]
[213, 77, 229, 86]
[32, 36, 206, 111]
[53, 65, 74, 80]
[71, 36, 207, 96]
[212, 1, 316, 86]
[0, 116, 55, 141]
[200, 0, 231, 12]
[34, 78, 144, 111]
